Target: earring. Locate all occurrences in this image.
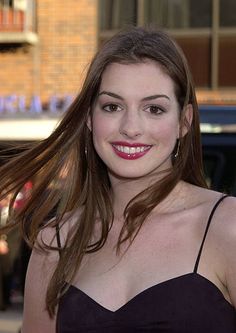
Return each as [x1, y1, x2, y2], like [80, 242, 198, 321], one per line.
[174, 140, 180, 158]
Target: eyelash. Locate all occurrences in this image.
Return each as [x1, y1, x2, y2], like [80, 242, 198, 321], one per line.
[102, 103, 122, 112]
[145, 105, 165, 115]
[102, 103, 165, 115]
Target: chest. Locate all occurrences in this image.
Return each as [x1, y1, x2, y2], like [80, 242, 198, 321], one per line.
[58, 218, 235, 331]
[57, 274, 236, 333]
[72, 215, 203, 310]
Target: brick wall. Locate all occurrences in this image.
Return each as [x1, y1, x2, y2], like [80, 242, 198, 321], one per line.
[0, 0, 98, 106]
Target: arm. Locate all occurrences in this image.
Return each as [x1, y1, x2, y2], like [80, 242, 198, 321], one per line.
[219, 197, 236, 308]
[21, 228, 59, 333]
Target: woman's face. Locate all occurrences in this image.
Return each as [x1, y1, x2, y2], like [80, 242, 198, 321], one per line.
[89, 60, 181, 181]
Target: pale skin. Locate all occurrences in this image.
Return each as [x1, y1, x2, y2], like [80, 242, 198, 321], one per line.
[22, 61, 236, 332]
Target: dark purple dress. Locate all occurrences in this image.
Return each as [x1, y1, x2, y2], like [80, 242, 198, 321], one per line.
[56, 195, 236, 332]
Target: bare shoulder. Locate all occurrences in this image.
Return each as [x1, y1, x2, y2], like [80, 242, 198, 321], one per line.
[181, 183, 236, 238]
[202, 192, 236, 253]
[200, 191, 236, 236]
[210, 194, 236, 245]
[22, 208, 82, 332]
[195, 185, 235, 225]
[177, 184, 236, 305]
[37, 207, 83, 252]
[215, 194, 236, 217]
[183, 182, 234, 212]
[22, 227, 58, 332]
[210, 194, 236, 306]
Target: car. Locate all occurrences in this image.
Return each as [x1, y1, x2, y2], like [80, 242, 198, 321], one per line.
[199, 104, 236, 196]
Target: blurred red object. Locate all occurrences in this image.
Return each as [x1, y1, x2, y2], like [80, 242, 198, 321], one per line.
[13, 181, 33, 211]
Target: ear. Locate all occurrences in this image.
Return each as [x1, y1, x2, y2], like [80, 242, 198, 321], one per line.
[179, 104, 193, 138]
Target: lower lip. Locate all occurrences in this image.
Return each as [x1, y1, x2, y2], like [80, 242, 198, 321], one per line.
[112, 146, 151, 160]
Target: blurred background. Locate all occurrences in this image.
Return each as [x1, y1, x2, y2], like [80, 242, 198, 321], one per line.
[0, 0, 235, 332]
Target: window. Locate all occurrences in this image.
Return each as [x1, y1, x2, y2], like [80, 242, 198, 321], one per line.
[99, 0, 236, 89]
[99, 0, 136, 31]
[220, 0, 236, 27]
[142, 0, 211, 29]
[0, 0, 37, 33]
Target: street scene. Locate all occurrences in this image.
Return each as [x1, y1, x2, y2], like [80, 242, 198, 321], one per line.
[0, 0, 236, 332]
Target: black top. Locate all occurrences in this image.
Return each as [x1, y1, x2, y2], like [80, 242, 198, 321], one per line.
[56, 195, 236, 332]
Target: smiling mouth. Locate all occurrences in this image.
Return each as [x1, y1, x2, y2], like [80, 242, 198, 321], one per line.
[112, 145, 150, 154]
[111, 144, 152, 160]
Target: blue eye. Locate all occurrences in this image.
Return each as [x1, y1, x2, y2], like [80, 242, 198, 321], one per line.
[103, 104, 122, 112]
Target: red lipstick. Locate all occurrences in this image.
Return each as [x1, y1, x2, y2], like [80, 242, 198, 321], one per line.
[111, 141, 152, 160]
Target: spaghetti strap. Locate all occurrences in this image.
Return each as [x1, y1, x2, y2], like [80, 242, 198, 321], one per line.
[56, 224, 62, 256]
[193, 194, 228, 273]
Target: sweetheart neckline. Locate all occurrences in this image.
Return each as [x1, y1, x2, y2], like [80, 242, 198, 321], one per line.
[66, 272, 234, 313]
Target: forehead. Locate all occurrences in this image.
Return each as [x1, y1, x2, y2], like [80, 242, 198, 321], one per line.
[99, 61, 176, 97]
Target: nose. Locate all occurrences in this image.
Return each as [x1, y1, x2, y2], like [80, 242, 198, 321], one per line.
[119, 110, 143, 139]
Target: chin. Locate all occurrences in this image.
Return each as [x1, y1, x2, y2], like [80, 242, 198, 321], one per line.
[108, 167, 161, 181]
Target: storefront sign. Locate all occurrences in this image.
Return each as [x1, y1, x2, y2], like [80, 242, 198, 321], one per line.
[0, 94, 74, 117]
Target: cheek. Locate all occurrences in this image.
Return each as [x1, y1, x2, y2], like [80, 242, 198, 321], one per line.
[91, 114, 114, 145]
[150, 119, 179, 141]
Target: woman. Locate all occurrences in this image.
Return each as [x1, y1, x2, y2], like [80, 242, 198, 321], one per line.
[0, 27, 236, 332]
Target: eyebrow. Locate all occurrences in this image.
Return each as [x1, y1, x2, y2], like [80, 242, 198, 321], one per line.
[98, 91, 170, 101]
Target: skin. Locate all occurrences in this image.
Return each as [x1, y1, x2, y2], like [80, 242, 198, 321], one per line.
[89, 61, 181, 182]
[22, 61, 236, 332]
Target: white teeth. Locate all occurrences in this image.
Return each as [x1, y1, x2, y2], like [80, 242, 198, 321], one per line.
[130, 147, 136, 154]
[124, 146, 130, 154]
[113, 145, 150, 154]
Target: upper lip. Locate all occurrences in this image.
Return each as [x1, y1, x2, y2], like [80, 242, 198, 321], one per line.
[111, 141, 152, 147]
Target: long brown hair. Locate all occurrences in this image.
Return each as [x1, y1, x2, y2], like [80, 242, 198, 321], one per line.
[0, 26, 207, 316]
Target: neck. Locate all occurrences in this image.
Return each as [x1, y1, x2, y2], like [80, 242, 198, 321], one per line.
[110, 173, 186, 220]
[109, 172, 164, 219]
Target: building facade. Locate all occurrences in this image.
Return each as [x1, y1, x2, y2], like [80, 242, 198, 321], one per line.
[0, 0, 98, 106]
[0, 0, 236, 140]
[99, 0, 236, 104]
